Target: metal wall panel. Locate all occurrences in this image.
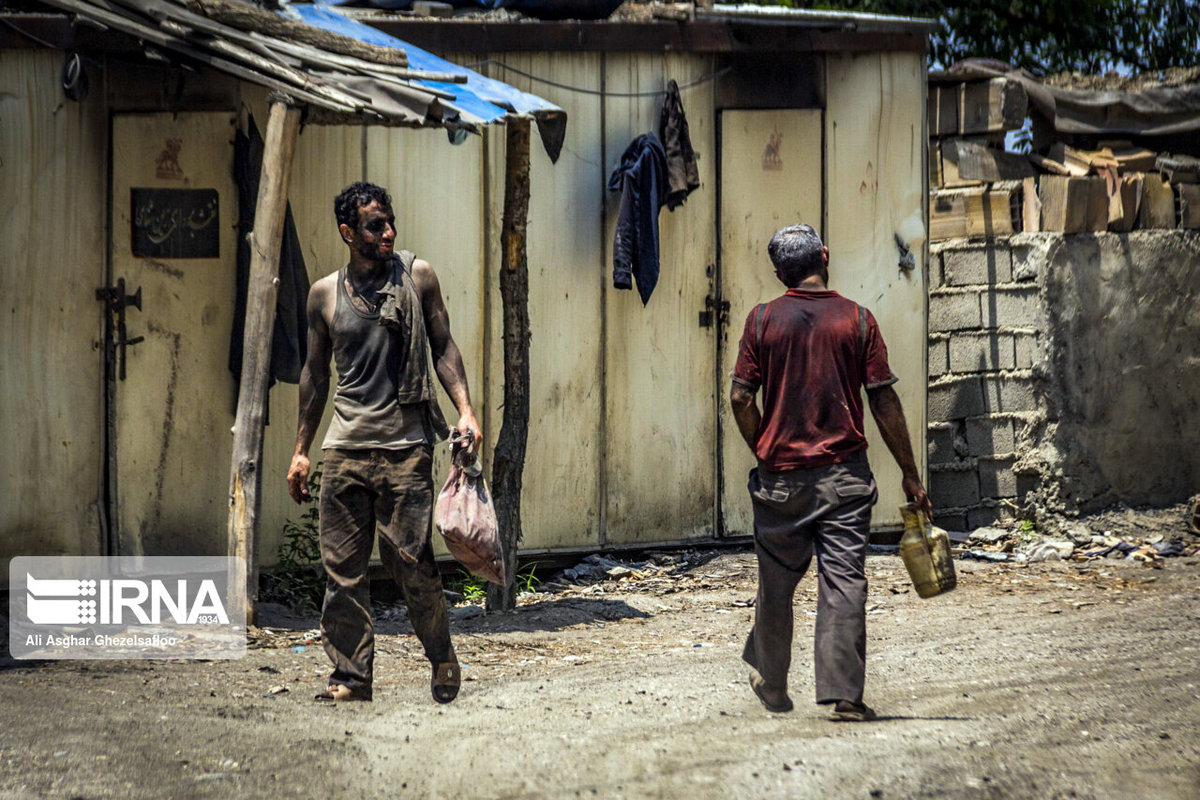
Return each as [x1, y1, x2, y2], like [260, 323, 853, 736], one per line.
[824, 51, 928, 529]
[717, 109, 824, 537]
[484, 53, 606, 552]
[0, 51, 107, 559]
[603, 53, 718, 545]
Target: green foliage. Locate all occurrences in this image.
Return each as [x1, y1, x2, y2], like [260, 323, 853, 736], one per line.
[446, 560, 542, 604]
[773, 0, 1199, 74]
[261, 463, 326, 613]
[447, 568, 488, 602]
[516, 561, 543, 594]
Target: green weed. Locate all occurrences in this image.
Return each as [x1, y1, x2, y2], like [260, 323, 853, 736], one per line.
[516, 561, 543, 594]
[447, 568, 487, 602]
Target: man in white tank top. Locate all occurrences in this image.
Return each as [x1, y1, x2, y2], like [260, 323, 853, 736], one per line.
[287, 182, 481, 703]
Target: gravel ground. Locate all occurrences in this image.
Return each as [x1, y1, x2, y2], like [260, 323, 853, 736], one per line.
[2, 539, 1198, 799]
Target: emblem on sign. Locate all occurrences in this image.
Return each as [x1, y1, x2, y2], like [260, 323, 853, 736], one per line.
[762, 132, 783, 172]
[155, 137, 184, 180]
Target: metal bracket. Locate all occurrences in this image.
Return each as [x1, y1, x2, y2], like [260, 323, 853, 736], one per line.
[699, 294, 731, 328]
[95, 277, 144, 380]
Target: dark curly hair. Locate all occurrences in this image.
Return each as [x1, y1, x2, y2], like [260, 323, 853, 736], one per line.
[334, 182, 391, 229]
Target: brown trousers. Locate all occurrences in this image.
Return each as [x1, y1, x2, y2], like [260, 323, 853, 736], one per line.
[742, 452, 877, 705]
[319, 446, 454, 695]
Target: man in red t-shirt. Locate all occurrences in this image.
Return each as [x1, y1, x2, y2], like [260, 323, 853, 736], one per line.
[730, 223, 932, 721]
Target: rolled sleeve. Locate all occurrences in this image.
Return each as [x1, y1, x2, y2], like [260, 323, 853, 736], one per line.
[862, 309, 898, 389]
[732, 307, 762, 391]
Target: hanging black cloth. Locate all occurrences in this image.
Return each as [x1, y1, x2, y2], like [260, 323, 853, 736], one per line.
[229, 114, 310, 416]
[658, 78, 700, 210]
[608, 132, 667, 305]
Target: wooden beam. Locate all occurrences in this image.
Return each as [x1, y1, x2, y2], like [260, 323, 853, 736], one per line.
[227, 93, 302, 626]
[486, 117, 532, 614]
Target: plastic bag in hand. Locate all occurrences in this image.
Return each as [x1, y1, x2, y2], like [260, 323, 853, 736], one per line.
[434, 431, 505, 585]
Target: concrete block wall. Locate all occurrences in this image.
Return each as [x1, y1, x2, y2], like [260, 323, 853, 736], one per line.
[927, 240, 1042, 531]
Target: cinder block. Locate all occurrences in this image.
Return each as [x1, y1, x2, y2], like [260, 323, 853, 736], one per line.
[1011, 245, 1040, 282]
[1013, 333, 1037, 368]
[942, 245, 1013, 286]
[928, 424, 958, 463]
[966, 416, 1015, 456]
[930, 251, 947, 289]
[967, 505, 1006, 529]
[984, 287, 1043, 330]
[930, 466, 980, 508]
[982, 376, 1037, 413]
[929, 377, 985, 421]
[949, 332, 1015, 373]
[1016, 474, 1039, 503]
[930, 291, 981, 332]
[928, 337, 950, 377]
[933, 511, 968, 533]
[978, 457, 1018, 498]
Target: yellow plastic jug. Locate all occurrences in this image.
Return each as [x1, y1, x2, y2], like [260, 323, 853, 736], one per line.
[899, 505, 957, 599]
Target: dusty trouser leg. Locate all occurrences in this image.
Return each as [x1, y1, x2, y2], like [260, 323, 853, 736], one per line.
[812, 461, 876, 705]
[376, 445, 455, 666]
[743, 467, 816, 694]
[318, 449, 378, 695]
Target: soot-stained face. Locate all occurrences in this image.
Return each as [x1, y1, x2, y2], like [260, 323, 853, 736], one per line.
[350, 200, 396, 262]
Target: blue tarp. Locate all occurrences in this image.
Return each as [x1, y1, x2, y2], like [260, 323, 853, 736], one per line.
[288, 4, 567, 160]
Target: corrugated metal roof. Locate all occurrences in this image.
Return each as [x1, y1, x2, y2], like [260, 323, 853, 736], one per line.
[28, 0, 565, 158]
[290, 4, 565, 159]
[701, 3, 938, 34]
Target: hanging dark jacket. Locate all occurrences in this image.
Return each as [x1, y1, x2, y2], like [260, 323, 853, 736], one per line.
[229, 115, 310, 414]
[608, 132, 667, 305]
[658, 79, 700, 210]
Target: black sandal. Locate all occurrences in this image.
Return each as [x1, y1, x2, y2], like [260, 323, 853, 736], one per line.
[431, 662, 461, 704]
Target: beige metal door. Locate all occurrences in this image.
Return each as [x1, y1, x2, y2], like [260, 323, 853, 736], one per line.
[718, 109, 824, 536]
[110, 113, 238, 556]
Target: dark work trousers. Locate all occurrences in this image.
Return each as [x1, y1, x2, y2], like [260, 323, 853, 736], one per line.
[742, 452, 878, 705]
[319, 446, 455, 695]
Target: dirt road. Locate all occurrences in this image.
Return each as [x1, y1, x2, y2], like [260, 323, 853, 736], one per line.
[2, 549, 1198, 799]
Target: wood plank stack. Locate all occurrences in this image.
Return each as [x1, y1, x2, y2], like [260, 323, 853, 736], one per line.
[928, 77, 1200, 241]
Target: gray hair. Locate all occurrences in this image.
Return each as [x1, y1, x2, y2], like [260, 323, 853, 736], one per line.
[767, 224, 824, 287]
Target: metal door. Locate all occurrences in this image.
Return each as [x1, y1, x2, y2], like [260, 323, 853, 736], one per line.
[107, 113, 238, 556]
[718, 109, 824, 536]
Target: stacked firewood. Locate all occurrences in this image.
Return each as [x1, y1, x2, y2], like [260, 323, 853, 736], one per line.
[929, 78, 1200, 241]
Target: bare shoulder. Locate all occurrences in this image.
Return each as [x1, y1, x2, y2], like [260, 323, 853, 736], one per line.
[410, 257, 437, 283]
[310, 272, 338, 300]
[410, 257, 442, 296]
[307, 272, 339, 319]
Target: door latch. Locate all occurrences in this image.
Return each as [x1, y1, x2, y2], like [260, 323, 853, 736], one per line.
[699, 295, 731, 328]
[96, 278, 144, 380]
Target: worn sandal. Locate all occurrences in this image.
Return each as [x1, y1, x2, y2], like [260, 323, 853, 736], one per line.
[314, 684, 371, 702]
[431, 662, 461, 704]
[829, 700, 876, 722]
[749, 669, 793, 713]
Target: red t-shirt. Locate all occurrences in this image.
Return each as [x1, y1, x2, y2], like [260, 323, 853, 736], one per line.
[732, 288, 896, 470]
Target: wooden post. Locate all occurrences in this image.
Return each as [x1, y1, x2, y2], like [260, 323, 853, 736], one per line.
[227, 93, 302, 626]
[486, 117, 532, 614]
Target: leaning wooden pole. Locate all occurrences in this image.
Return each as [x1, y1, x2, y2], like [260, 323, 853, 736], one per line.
[486, 117, 532, 613]
[227, 93, 302, 626]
